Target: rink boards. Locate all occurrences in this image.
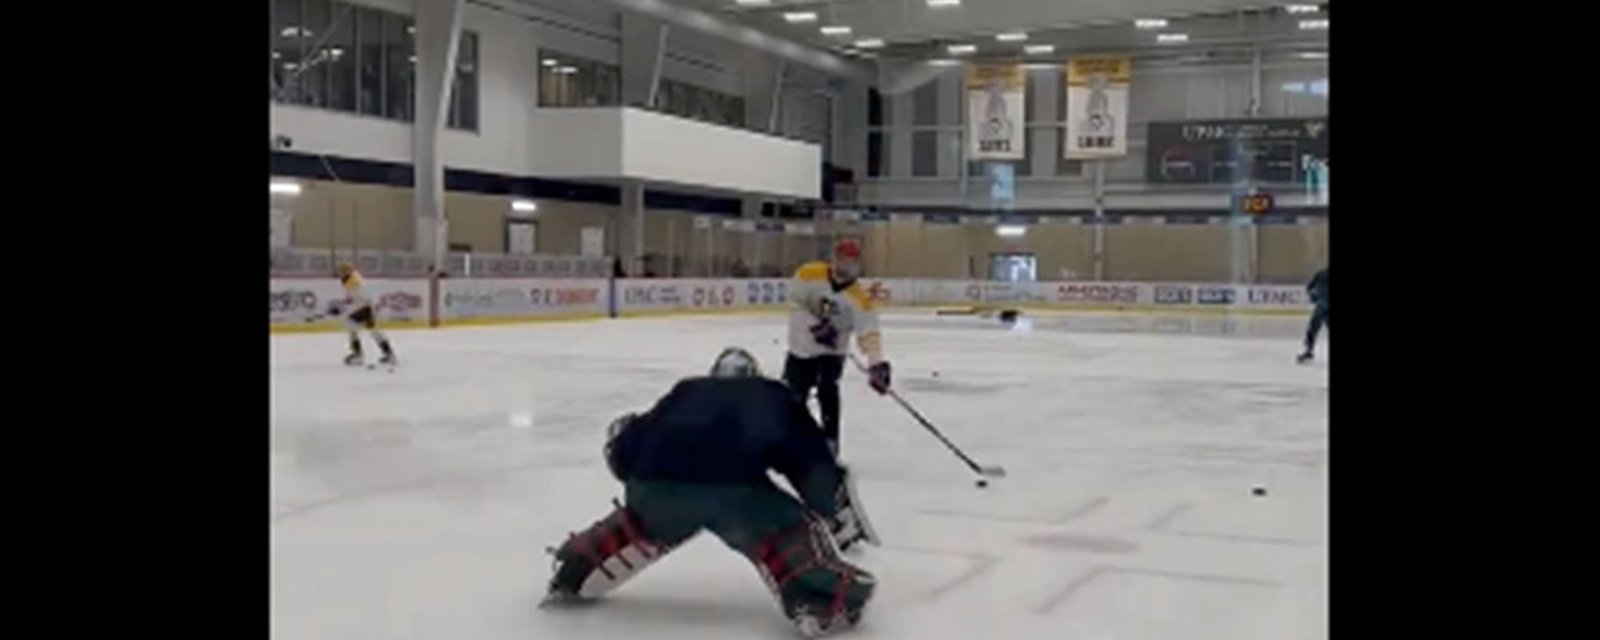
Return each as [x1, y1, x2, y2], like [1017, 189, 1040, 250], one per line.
[269, 277, 1312, 332]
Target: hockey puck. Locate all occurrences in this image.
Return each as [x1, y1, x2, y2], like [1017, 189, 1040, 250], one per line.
[1251, 485, 1267, 497]
[975, 479, 988, 488]
[366, 364, 376, 370]
[932, 371, 940, 378]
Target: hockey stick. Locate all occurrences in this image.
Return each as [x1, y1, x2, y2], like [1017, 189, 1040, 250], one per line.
[848, 354, 1007, 479]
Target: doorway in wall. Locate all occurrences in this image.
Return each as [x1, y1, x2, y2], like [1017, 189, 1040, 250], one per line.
[989, 252, 1037, 282]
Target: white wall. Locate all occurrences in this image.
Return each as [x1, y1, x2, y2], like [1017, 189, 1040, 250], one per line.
[524, 110, 624, 177]
[271, 105, 413, 165]
[620, 109, 820, 199]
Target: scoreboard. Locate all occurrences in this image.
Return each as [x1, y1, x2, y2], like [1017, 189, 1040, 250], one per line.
[1146, 118, 1327, 185]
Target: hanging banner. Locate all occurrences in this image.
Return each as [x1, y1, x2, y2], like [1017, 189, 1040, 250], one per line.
[1064, 56, 1131, 158]
[966, 64, 1026, 160]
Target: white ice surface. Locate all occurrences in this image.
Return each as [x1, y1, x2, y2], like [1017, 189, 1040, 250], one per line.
[271, 311, 1327, 640]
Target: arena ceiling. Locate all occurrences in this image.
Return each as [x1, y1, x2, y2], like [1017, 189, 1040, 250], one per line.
[667, 1, 1328, 60]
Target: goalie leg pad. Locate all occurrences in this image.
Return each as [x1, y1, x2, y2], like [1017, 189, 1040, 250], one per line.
[749, 514, 876, 637]
[830, 465, 879, 553]
[546, 499, 671, 601]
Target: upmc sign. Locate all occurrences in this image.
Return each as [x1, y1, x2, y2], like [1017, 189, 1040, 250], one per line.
[1247, 287, 1305, 306]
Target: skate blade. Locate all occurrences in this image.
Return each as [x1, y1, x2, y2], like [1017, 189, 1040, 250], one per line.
[538, 593, 589, 609]
[794, 613, 854, 638]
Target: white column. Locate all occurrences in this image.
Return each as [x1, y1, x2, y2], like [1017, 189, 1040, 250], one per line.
[412, 0, 464, 269]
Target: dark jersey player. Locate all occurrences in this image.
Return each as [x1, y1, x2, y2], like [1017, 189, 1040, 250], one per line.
[541, 347, 879, 638]
[1297, 267, 1329, 363]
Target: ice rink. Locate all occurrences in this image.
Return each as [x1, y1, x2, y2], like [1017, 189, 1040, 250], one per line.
[270, 310, 1328, 640]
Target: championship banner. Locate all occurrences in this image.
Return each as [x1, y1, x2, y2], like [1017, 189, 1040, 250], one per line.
[1064, 56, 1131, 158]
[966, 64, 1026, 160]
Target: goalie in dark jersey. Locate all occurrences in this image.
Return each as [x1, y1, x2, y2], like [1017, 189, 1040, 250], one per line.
[541, 347, 879, 638]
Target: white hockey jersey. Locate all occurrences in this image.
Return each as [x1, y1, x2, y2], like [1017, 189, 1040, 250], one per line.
[340, 270, 373, 310]
[787, 261, 884, 364]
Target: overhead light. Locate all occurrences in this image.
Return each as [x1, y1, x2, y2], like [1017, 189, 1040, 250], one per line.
[1298, 19, 1329, 30]
[1284, 4, 1320, 14]
[821, 25, 853, 36]
[1021, 63, 1058, 71]
[270, 181, 302, 196]
[1297, 51, 1328, 59]
[1157, 33, 1189, 44]
[734, 0, 772, 5]
[407, 25, 415, 34]
[1135, 18, 1169, 29]
[511, 199, 538, 213]
[556, 66, 578, 74]
[783, 12, 818, 23]
[927, 0, 962, 7]
[996, 225, 1027, 237]
[854, 38, 885, 49]
[327, 47, 344, 58]
[947, 44, 976, 55]
[280, 27, 312, 38]
[541, 59, 558, 67]
[1023, 44, 1055, 55]
[271, 51, 282, 59]
[996, 32, 1028, 42]
[408, 55, 417, 64]
[929, 59, 962, 67]
[283, 62, 299, 70]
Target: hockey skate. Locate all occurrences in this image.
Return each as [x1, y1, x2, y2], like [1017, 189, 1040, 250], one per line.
[343, 351, 365, 367]
[1296, 351, 1313, 364]
[379, 352, 398, 366]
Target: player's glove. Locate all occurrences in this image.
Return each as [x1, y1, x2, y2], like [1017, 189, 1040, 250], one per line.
[810, 320, 841, 349]
[604, 413, 638, 481]
[868, 361, 891, 395]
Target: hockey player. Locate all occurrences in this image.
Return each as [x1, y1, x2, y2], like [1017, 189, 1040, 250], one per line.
[542, 348, 878, 638]
[786, 239, 891, 456]
[1297, 267, 1329, 364]
[333, 262, 397, 366]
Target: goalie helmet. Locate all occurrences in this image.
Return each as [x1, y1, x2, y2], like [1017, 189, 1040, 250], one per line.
[710, 347, 761, 378]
